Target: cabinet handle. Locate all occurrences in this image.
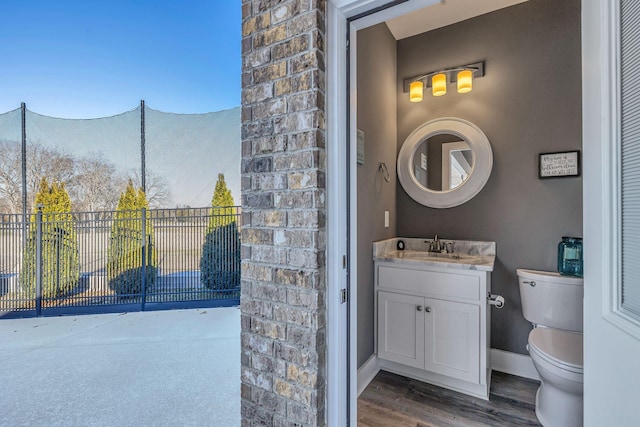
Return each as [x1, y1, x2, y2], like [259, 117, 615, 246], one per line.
[416, 306, 422, 311]
[425, 307, 431, 313]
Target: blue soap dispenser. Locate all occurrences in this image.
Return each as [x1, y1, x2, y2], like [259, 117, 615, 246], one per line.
[557, 237, 583, 277]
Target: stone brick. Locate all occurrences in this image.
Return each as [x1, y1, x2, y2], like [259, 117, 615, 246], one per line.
[251, 319, 287, 342]
[242, 228, 273, 245]
[251, 173, 287, 191]
[242, 119, 274, 139]
[272, 35, 310, 61]
[287, 130, 325, 150]
[242, 192, 274, 209]
[288, 248, 322, 269]
[242, 331, 275, 356]
[271, 2, 306, 25]
[252, 244, 288, 264]
[250, 282, 287, 302]
[254, 24, 287, 48]
[286, 288, 320, 309]
[243, 47, 271, 70]
[287, 13, 319, 38]
[251, 97, 286, 120]
[252, 387, 287, 416]
[252, 210, 287, 227]
[274, 190, 315, 209]
[241, 296, 274, 319]
[287, 364, 318, 388]
[287, 170, 322, 190]
[286, 324, 319, 350]
[274, 341, 317, 368]
[287, 91, 322, 113]
[242, 262, 274, 282]
[253, 135, 288, 154]
[242, 366, 273, 391]
[242, 83, 273, 105]
[274, 150, 319, 171]
[242, 156, 273, 174]
[273, 229, 315, 248]
[288, 209, 325, 228]
[253, 61, 287, 83]
[274, 303, 316, 328]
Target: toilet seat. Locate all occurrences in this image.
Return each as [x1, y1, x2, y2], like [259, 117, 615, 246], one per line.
[528, 328, 583, 374]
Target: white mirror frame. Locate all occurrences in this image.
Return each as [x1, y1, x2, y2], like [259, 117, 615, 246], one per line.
[397, 117, 493, 208]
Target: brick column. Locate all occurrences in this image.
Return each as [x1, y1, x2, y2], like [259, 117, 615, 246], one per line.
[241, 1, 327, 426]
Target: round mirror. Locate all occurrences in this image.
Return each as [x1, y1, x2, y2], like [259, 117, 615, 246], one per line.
[398, 117, 493, 208]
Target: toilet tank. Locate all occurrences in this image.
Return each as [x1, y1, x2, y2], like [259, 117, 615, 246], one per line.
[517, 268, 584, 332]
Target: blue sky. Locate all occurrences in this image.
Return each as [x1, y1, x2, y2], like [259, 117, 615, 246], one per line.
[0, 0, 241, 118]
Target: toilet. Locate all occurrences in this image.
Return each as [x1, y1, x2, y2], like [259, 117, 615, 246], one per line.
[517, 268, 583, 427]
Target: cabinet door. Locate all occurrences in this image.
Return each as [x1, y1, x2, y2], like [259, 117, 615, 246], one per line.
[377, 291, 425, 369]
[424, 298, 480, 383]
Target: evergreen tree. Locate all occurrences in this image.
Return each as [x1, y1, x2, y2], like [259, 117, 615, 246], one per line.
[107, 180, 157, 296]
[200, 174, 240, 293]
[208, 173, 236, 229]
[20, 178, 80, 298]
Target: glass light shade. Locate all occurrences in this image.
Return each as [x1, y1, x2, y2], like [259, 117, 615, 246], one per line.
[409, 81, 424, 102]
[432, 73, 447, 96]
[457, 70, 473, 93]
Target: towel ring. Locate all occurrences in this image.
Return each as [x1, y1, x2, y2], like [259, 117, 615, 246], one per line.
[378, 162, 390, 183]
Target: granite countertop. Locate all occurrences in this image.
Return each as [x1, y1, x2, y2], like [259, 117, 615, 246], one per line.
[373, 238, 496, 272]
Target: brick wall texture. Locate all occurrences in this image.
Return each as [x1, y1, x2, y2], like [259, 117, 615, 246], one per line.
[240, 0, 328, 426]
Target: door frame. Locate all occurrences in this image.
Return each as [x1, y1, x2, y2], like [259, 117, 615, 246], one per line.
[582, 0, 640, 424]
[326, 1, 442, 425]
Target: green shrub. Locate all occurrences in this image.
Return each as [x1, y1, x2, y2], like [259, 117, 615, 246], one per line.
[20, 179, 80, 298]
[200, 174, 240, 292]
[107, 180, 157, 295]
[200, 221, 240, 292]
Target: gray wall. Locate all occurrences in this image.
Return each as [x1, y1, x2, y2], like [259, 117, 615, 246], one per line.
[357, 23, 398, 367]
[396, 0, 582, 354]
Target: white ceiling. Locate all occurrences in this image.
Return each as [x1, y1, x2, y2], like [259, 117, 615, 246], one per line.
[385, 0, 529, 40]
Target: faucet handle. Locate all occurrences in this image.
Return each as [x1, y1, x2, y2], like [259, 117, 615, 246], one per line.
[445, 241, 455, 253]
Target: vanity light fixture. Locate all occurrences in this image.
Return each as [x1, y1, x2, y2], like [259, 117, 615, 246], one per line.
[403, 61, 485, 102]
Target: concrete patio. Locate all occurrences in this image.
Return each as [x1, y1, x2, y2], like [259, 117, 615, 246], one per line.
[0, 307, 240, 427]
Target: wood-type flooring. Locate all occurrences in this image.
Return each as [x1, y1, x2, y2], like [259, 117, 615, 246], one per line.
[358, 370, 542, 427]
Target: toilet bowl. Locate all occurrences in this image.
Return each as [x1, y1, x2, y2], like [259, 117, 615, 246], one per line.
[528, 327, 583, 427]
[517, 269, 584, 427]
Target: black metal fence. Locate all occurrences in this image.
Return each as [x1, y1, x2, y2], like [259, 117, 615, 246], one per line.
[0, 206, 241, 318]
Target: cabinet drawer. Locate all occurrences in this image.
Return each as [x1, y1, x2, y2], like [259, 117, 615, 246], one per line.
[378, 265, 481, 301]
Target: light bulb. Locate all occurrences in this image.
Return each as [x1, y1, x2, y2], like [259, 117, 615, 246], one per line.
[409, 81, 424, 102]
[432, 73, 447, 97]
[457, 70, 473, 93]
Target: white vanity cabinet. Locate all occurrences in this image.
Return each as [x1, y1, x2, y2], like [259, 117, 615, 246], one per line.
[375, 261, 491, 399]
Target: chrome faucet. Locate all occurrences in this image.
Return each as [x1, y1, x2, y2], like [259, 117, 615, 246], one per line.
[429, 235, 442, 252]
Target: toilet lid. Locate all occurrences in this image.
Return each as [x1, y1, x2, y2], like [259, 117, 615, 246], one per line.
[529, 328, 583, 373]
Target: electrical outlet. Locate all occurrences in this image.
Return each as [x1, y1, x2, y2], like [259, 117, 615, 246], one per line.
[384, 211, 389, 228]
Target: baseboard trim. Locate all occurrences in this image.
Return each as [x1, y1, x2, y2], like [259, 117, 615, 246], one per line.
[490, 348, 540, 381]
[357, 349, 539, 397]
[357, 355, 380, 396]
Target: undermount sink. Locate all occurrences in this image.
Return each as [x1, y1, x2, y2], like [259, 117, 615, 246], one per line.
[373, 238, 496, 272]
[396, 250, 480, 262]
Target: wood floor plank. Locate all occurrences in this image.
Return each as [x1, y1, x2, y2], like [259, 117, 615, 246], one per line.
[358, 370, 542, 427]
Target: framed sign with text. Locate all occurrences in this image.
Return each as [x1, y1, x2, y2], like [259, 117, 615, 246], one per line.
[539, 151, 581, 178]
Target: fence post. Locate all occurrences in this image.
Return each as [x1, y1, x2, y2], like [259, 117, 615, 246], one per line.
[21, 103, 27, 251]
[141, 208, 147, 311]
[35, 205, 43, 316]
[140, 100, 146, 193]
